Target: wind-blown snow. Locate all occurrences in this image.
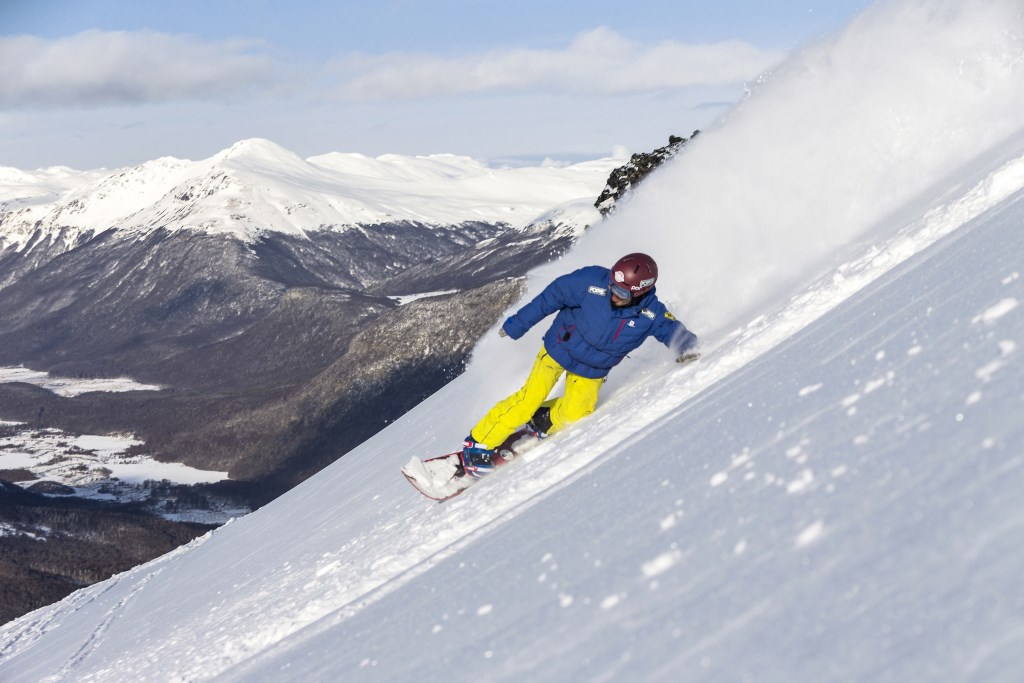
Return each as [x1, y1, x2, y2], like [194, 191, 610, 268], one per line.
[565, 0, 1024, 333]
[468, 0, 1024, 402]
[1, 1, 1023, 681]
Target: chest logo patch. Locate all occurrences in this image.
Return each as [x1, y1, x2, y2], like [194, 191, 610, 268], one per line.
[588, 286, 607, 296]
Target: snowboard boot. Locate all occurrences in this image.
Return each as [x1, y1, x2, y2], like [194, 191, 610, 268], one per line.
[526, 406, 552, 439]
[460, 435, 497, 479]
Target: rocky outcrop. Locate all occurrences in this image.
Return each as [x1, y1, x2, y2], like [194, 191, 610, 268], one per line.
[595, 131, 699, 215]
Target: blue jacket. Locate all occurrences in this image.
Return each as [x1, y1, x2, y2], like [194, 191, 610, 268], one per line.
[502, 265, 698, 378]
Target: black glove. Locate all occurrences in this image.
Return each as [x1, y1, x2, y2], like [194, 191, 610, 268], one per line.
[676, 351, 700, 366]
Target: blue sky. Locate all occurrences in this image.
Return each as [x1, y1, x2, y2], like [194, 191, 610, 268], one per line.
[1, 0, 872, 169]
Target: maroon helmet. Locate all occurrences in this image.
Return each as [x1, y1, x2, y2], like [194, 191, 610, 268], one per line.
[609, 252, 658, 300]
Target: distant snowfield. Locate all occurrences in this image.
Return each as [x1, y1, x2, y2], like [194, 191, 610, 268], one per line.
[74, 434, 228, 486]
[0, 365, 226, 518]
[0, 369, 236, 521]
[0, 423, 238, 524]
[387, 289, 459, 305]
[0, 366, 162, 397]
[0, 426, 229, 486]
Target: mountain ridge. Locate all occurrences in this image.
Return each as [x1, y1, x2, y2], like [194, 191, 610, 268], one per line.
[0, 139, 621, 247]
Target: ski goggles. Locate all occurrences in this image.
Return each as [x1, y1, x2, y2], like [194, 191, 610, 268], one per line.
[608, 280, 633, 301]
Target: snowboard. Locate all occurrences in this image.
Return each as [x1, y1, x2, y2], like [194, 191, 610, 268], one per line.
[402, 427, 542, 501]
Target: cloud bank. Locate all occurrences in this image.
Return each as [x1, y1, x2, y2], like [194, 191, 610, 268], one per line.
[2, 26, 780, 111]
[0, 30, 277, 108]
[332, 27, 784, 101]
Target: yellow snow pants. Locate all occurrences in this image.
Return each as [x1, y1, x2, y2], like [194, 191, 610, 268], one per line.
[470, 346, 604, 448]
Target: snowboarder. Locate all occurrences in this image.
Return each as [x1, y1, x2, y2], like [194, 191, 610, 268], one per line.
[461, 252, 699, 477]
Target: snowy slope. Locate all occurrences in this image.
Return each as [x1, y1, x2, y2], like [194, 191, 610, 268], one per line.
[2, 144, 1020, 683]
[2, 1, 1023, 681]
[0, 139, 621, 247]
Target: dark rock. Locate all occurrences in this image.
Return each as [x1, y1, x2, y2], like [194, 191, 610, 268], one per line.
[0, 470, 37, 483]
[595, 131, 699, 215]
[27, 480, 76, 495]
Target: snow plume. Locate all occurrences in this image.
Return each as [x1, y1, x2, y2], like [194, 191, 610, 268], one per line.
[467, 0, 1024, 406]
[586, 0, 1024, 335]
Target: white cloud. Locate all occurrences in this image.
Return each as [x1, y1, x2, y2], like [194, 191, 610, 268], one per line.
[0, 112, 22, 129]
[0, 30, 278, 108]
[331, 27, 783, 101]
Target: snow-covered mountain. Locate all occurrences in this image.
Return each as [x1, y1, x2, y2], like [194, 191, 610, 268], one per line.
[0, 138, 620, 247]
[1, 0, 1022, 680]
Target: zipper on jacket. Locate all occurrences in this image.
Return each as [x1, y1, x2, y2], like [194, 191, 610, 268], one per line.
[612, 319, 628, 342]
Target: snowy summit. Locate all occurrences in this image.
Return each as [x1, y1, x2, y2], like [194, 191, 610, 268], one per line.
[0, 139, 621, 246]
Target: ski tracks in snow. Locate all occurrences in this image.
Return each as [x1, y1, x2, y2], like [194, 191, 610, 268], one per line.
[0, 527, 218, 677]
[43, 566, 167, 682]
[0, 579, 122, 665]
